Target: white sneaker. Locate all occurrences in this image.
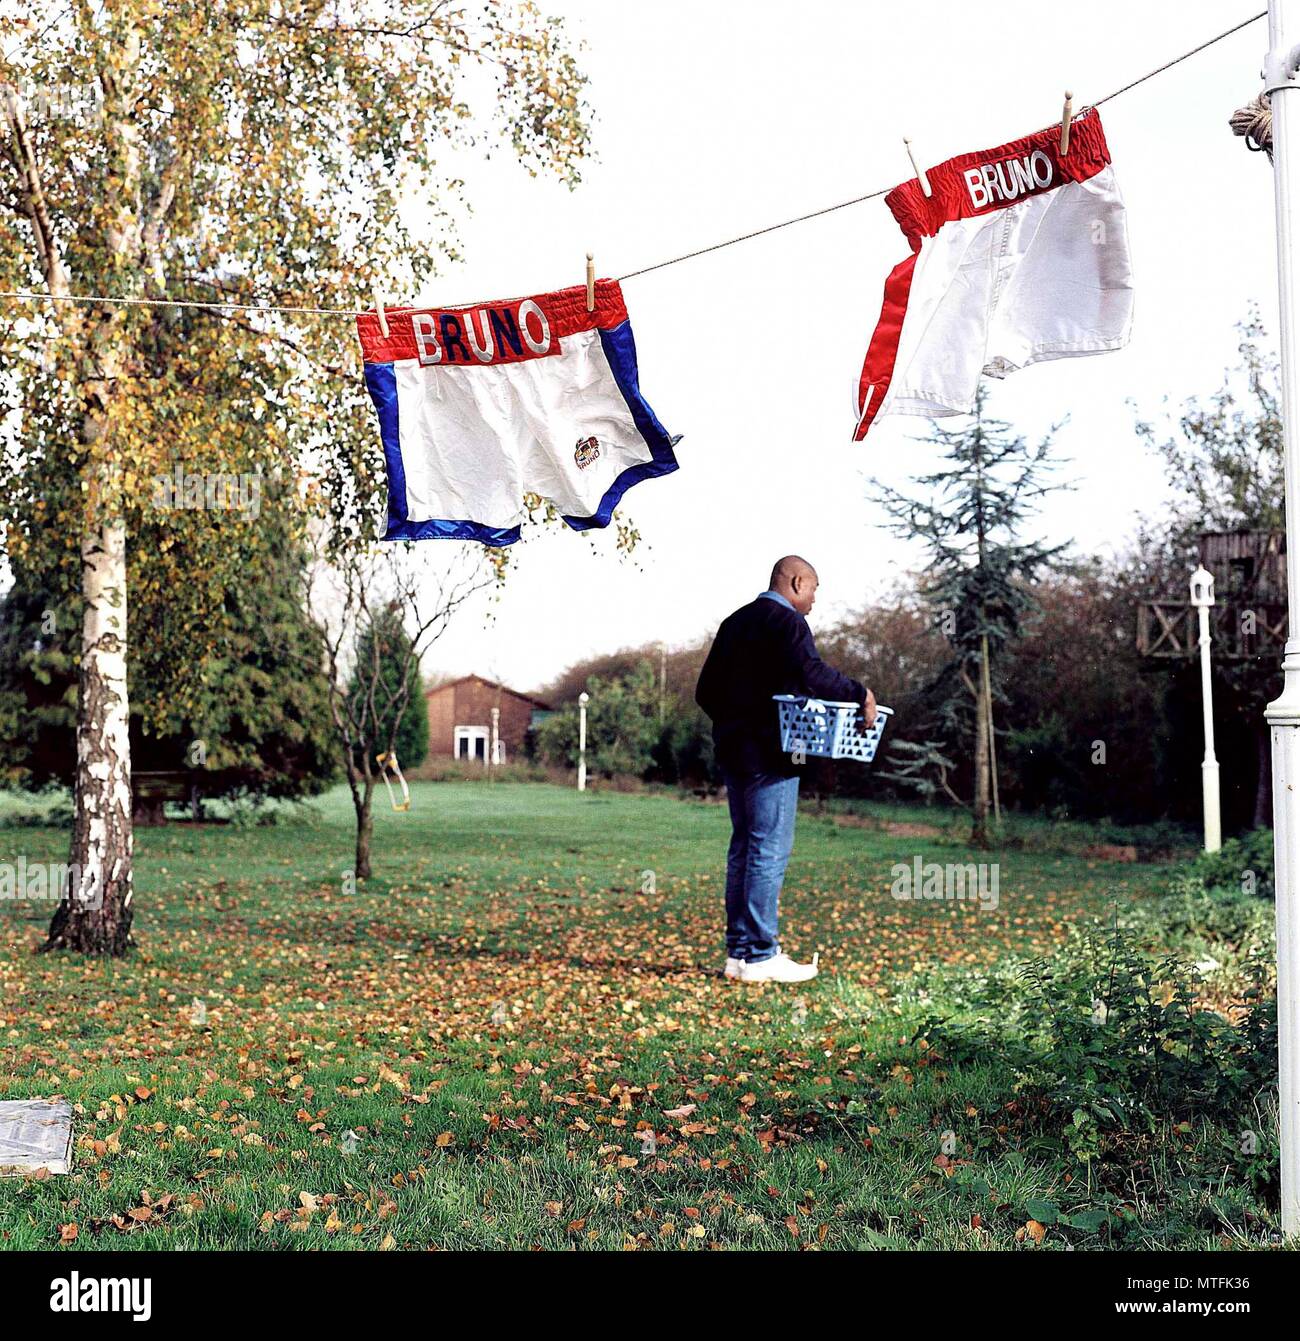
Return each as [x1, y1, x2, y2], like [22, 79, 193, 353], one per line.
[737, 952, 819, 983]
[724, 957, 742, 979]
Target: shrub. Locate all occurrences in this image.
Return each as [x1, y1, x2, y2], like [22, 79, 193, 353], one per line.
[1184, 828, 1275, 900]
[915, 919, 1277, 1160]
[1016, 922, 1276, 1143]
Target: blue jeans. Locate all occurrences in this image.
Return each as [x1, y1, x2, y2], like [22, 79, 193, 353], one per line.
[721, 770, 800, 963]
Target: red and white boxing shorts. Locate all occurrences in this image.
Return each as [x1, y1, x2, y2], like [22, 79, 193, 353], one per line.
[357, 279, 680, 545]
[854, 108, 1133, 440]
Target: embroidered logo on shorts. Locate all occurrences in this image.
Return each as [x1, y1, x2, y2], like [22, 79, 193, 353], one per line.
[574, 436, 601, 469]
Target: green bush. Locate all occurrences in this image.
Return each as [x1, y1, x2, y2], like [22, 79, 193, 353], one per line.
[1127, 883, 1274, 959]
[348, 609, 429, 771]
[1018, 923, 1275, 1141]
[916, 919, 1277, 1156]
[534, 662, 661, 779]
[1183, 828, 1275, 900]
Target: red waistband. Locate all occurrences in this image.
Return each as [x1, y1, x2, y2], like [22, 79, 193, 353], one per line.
[886, 107, 1112, 250]
[356, 278, 628, 365]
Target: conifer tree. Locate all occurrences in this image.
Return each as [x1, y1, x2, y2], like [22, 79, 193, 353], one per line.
[874, 393, 1067, 845]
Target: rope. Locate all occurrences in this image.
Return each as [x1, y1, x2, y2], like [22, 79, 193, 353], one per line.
[616, 187, 891, 282]
[1230, 91, 1273, 159]
[1092, 9, 1265, 107]
[0, 288, 364, 317]
[0, 8, 1269, 318]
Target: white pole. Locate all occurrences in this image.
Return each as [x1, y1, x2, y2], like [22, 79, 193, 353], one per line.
[490, 706, 500, 767]
[577, 691, 589, 792]
[1264, 0, 1300, 1236]
[1190, 566, 1221, 853]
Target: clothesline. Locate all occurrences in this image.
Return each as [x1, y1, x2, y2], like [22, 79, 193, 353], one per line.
[0, 7, 1267, 319]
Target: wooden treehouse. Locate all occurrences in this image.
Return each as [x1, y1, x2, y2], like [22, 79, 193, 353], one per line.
[1138, 530, 1287, 659]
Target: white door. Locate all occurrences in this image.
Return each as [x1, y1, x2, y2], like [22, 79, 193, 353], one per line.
[454, 726, 489, 763]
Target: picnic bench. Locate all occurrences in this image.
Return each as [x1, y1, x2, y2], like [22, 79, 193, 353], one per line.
[132, 770, 204, 825]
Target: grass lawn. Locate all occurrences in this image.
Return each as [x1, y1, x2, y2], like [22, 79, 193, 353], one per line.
[0, 781, 1255, 1250]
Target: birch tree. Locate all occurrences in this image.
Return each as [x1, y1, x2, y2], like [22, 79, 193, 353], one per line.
[0, 0, 589, 953]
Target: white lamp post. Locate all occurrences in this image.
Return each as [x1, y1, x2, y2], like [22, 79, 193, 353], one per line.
[490, 706, 501, 767]
[1190, 566, 1221, 854]
[577, 691, 589, 793]
[1264, 0, 1300, 1235]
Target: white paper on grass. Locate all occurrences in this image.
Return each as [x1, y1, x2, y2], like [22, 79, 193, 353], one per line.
[0, 1099, 74, 1175]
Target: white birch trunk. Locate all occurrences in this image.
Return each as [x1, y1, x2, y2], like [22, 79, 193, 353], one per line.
[45, 508, 133, 953]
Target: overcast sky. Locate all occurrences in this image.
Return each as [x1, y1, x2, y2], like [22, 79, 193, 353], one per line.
[407, 0, 1274, 696]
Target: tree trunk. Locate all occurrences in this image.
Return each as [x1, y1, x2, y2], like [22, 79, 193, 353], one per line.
[354, 789, 374, 880]
[32, 22, 143, 956]
[43, 517, 133, 955]
[1255, 721, 1273, 830]
[980, 632, 1000, 828]
[969, 666, 990, 849]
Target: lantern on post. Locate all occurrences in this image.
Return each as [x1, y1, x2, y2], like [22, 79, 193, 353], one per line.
[577, 691, 589, 793]
[1190, 565, 1221, 853]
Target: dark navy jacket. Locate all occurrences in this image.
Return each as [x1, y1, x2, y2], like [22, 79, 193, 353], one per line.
[695, 591, 867, 778]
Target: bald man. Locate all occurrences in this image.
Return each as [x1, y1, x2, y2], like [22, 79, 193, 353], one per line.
[696, 558, 876, 982]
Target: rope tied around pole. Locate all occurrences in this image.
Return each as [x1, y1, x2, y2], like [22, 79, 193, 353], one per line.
[1230, 91, 1274, 159]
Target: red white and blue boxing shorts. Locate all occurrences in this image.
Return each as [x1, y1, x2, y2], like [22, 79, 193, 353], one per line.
[854, 107, 1134, 440]
[357, 279, 680, 544]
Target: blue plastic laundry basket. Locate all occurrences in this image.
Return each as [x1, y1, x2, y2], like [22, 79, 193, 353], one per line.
[773, 695, 893, 763]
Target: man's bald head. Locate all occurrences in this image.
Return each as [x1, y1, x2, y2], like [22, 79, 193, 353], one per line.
[769, 555, 820, 616]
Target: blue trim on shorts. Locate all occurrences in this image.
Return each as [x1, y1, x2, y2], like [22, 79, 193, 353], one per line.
[383, 516, 522, 546]
[363, 363, 411, 535]
[365, 362, 520, 547]
[561, 321, 680, 532]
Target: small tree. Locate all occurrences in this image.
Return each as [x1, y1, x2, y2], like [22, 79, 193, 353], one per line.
[874, 393, 1067, 846]
[311, 547, 494, 880]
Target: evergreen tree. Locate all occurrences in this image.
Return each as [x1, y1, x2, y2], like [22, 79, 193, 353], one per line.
[874, 393, 1067, 845]
[0, 491, 337, 804]
[348, 608, 429, 773]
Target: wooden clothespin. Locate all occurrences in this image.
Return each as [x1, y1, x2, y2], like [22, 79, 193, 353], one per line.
[903, 137, 931, 198]
[1060, 91, 1074, 155]
[585, 251, 595, 312]
[372, 281, 389, 338]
